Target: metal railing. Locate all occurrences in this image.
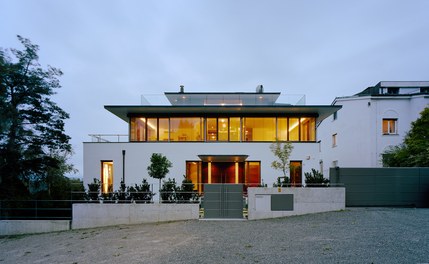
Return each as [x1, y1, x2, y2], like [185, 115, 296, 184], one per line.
[88, 134, 128, 143]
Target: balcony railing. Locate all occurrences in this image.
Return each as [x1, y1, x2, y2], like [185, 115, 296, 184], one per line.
[89, 134, 128, 143]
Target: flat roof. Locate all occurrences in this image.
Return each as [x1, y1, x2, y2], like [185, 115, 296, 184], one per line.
[104, 105, 342, 124]
[164, 92, 281, 106]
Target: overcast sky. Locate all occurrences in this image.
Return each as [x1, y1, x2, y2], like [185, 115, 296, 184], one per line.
[1, 0, 429, 177]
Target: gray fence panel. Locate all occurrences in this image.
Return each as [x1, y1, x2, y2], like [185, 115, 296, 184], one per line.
[330, 167, 429, 207]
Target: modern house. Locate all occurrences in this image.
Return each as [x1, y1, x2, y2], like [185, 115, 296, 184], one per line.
[83, 86, 340, 196]
[318, 81, 429, 176]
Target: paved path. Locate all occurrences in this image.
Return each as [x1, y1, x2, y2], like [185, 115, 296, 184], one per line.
[1, 208, 428, 263]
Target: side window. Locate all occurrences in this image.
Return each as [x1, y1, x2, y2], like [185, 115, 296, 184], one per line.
[101, 161, 113, 194]
[382, 119, 398, 135]
[332, 133, 337, 147]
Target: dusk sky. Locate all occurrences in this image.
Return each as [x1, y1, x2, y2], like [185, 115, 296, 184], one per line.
[1, 0, 429, 177]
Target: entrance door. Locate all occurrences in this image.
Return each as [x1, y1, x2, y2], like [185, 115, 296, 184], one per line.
[210, 162, 243, 184]
[204, 184, 244, 219]
[290, 161, 302, 186]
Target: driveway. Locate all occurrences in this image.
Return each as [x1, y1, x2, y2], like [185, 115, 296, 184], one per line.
[0, 208, 428, 263]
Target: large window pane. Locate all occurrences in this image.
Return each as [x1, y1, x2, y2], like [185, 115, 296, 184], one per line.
[130, 117, 146, 141]
[218, 118, 228, 141]
[170, 117, 203, 141]
[229, 117, 241, 141]
[289, 118, 299, 141]
[206, 118, 217, 141]
[101, 161, 113, 194]
[277, 118, 288, 141]
[300, 117, 315, 141]
[147, 118, 158, 141]
[243, 117, 276, 141]
[159, 118, 169, 141]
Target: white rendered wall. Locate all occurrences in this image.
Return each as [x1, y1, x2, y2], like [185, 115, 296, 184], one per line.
[247, 187, 345, 220]
[318, 95, 429, 176]
[83, 142, 321, 196]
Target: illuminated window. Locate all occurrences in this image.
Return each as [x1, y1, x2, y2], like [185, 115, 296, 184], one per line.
[159, 118, 169, 141]
[170, 117, 203, 141]
[101, 161, 113, 194]
[218, 118, 228, 141]
[277, 118, 288, 141]
[289, 118, 299, 141]
[382, 119, 397, 135]
[300, 117, 316, 141]
[229, 117, 241, 141]
[243, 117, 276, 141]
[206, 118, 217, 141]
[147, 118, 158, 141]
[289, 161, 302, 186]
[130, 117, 146, 141]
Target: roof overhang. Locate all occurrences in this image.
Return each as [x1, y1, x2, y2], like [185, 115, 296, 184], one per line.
[198, 155, 249, 162]
[104, 105, 342, 124]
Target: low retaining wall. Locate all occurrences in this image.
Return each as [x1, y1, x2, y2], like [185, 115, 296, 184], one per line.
[0, 220, 70, 236]
[72, 203, 200, 229]
[247, 187, 345, 220]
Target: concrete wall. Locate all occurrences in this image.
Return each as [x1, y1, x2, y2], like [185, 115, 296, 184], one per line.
[84, 141, 322, 197]
[72, 203, 199, 229]
[247, 187, 345, 220]
[0, 220, 70, 236]
[330, 167, 429, 207]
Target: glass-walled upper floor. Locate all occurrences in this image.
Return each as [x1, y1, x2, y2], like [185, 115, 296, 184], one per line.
[130, 116, 316, 142]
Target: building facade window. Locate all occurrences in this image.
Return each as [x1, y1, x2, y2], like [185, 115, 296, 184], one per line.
[170, 117, 204, 141]
[332, 133, 337, 147]
[290, 161, 302, 186]
[382, 119, 398, 135]
[101, 161, 113, 194]
[129, 116, 316, 143]
[130, 117, 146, 141]
[243, 117, 276, 141]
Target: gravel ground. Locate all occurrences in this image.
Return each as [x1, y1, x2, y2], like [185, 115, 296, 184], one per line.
[0, 208, 428, 264]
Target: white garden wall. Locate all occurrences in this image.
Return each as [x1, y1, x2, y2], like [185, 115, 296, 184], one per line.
[72, 203, 199, 229]
[247, 187, 345, 220]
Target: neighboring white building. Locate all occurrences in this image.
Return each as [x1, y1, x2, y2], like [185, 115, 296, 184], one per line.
[83, 86, 339, 195]
[318, 81, 429, 176]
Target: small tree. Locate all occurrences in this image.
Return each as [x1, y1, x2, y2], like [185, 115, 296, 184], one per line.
[177, 175, 198, 203]
[86, 178, 100, 201]
[128, 179, 153, 203]
[270, 140, 294, 183]
[159, 178, 178, 203]
[305, 169, 329, 187]
[147, 153, 172, 201]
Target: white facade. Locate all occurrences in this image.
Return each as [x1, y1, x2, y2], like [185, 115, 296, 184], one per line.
[84, 142, 322, 194]
[318, 81, 429, 176]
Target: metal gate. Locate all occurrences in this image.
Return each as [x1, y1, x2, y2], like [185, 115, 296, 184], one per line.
[203, 184, 244, 219]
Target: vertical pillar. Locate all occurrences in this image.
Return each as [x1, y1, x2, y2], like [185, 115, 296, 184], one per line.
[235, 162, 239, 184]
[208, 162, 212, 184]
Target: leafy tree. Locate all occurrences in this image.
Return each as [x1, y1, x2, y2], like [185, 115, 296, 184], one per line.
[270, 140, 294, 178]
[0, 36, 72, 199]
[147, 153, 172, 200]
[382, 107, 429, 167]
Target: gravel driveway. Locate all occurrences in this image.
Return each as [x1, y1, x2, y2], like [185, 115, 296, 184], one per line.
[1, 208, 428, 263]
